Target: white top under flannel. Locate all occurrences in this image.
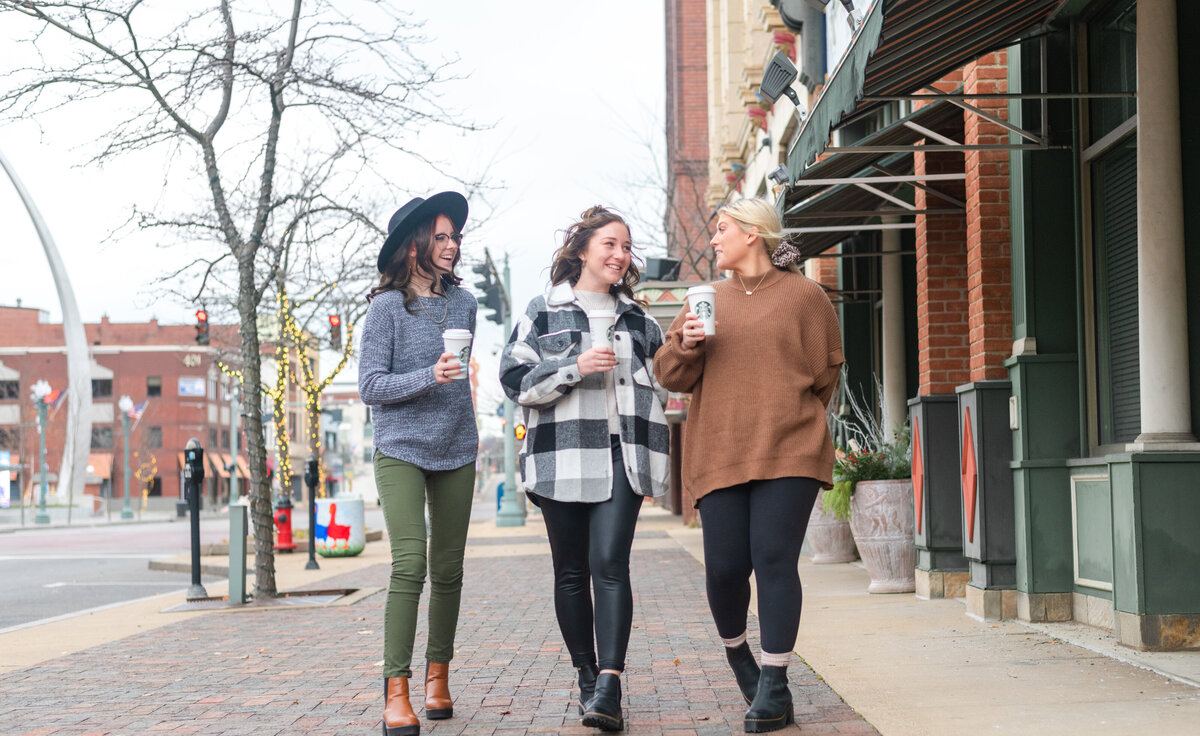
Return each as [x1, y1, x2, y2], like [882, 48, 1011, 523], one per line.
[573, 288, 620, 436]
[500, 282, 671, 503]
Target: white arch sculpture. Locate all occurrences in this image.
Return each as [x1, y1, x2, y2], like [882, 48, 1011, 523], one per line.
[0, 147, 92, 510]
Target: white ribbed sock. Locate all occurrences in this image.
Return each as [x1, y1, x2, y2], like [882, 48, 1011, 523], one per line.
[761, 650, 792, 667]
[721, 631, 748, 648]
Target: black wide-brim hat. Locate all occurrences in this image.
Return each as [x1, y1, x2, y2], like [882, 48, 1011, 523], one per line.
[377, 191, 469, 273]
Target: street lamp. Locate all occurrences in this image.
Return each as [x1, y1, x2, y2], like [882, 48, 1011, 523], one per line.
[31, 379, 52, 525]
[118, 395, 135, 519]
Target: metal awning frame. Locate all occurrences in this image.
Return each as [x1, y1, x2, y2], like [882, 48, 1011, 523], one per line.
[785, 222, 917, 235]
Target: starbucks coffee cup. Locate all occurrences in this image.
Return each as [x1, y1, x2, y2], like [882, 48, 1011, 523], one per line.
[587, 310, 618, 349]
[686, 285, 717, 335]
[442, 329, 472, 380]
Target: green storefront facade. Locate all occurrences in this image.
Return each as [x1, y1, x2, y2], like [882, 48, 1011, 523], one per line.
[780, 0, 1199, 649]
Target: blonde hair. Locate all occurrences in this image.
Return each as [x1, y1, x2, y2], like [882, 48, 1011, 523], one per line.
[718, 198, 801, 274]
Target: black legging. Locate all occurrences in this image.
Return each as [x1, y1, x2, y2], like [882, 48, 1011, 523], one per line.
[697, 477, 820, 654]
[537, 439, 643, 672]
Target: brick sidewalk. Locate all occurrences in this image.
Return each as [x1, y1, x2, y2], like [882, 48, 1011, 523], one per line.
[1, 520, 877, 735]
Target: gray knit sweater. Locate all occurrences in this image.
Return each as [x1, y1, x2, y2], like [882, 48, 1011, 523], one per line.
[358, 286, 478, 471]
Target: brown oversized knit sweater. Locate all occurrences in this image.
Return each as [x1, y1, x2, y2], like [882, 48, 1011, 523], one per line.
[656, 268, 844, 505]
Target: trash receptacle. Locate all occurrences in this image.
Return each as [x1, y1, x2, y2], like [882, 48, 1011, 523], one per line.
[315, 495, 365, 557]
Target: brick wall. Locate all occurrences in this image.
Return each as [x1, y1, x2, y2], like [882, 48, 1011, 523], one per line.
[963, 52, 1013, 381]
[915, 142, 970, 396]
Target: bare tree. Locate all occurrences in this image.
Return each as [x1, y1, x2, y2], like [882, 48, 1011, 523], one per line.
[0, 0, 486, 596]
[612, 112, 718, 281]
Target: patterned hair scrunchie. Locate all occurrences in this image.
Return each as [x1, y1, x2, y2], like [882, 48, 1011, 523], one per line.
[770, 239, 802, 268]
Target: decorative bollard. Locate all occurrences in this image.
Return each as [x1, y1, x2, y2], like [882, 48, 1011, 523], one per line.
[315, 495, 365, 557]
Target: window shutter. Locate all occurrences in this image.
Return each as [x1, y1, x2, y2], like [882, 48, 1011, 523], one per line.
[1093, 140, 1140, 444]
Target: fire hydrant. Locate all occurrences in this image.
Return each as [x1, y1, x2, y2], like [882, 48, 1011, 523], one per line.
[273, 494, 297, 552]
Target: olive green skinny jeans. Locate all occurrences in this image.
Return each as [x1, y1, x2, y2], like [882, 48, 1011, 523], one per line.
[375, 453, 475, 678]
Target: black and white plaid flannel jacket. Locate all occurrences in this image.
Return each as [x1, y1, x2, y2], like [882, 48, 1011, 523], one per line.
[500, 282, 671, 503]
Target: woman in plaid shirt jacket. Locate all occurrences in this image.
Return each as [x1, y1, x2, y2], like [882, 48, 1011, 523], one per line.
[500, 206, 670, 732]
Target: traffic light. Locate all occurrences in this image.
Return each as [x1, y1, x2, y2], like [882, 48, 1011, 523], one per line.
[481, 286, 504, 325]
[472, 261, 504, 325]
[514, 423, 526, 441]
[328, 314, 342, 350]
[195, 309, 210, 345]
[472, 262, 493, 292]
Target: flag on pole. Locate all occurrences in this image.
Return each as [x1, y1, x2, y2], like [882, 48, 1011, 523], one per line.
[128, 399, 150, 432]
[47, 388, 68, 420]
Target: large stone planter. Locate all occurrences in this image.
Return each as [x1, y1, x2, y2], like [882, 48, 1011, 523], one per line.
[849, 479, 916, 593]
[807, 493, 858, 563]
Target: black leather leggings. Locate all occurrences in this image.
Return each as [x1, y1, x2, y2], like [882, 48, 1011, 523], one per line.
[537, 438, 643, 672]
[698, 477, 820, 654]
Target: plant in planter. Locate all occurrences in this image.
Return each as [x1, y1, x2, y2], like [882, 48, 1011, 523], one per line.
[824, 385, 916, 593]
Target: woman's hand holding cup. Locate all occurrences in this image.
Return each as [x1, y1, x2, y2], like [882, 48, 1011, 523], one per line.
[577, 346, 617, 376]
[434, 352, 462, 384]
[679, 312, 708, 351]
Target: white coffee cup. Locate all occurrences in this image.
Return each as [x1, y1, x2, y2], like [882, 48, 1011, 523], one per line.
[442, 329, 472, 380]
[686, 285, 717, 335]
[587, 310, 618, 349]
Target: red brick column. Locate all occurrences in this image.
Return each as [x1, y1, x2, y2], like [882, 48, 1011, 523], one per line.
[810, 256, 840, 291]
[915, 144, 970, 396]
[665, 0, 713, 281]
[963, 52, 1012, 380]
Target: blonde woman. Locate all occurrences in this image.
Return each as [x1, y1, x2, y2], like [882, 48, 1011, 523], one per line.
[655, 198, 844, 733]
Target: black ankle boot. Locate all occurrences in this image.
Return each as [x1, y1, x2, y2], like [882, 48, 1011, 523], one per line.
[581, 672, 624, 731]
[744, 665, 794, 733]
[576, 662, 599, 715]
[725, 642, 760, 704]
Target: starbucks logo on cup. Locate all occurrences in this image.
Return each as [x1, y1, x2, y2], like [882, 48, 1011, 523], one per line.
[458, 346, 470, 365]
[607, 325, 615, 342]
[695, 301, 713, 319]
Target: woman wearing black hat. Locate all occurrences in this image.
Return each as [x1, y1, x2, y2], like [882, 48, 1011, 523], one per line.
[359, 192, 477, 736]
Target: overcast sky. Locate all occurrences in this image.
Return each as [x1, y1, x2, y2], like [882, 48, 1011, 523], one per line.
[0, 1, 668, 423]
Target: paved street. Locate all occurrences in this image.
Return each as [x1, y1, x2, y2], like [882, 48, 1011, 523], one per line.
[0, 507, 391, 632]
[0, 556, 195, 631]
[0, 515, 228, 630]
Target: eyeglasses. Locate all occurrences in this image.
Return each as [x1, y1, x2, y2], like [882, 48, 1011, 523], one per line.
[434, 232, 464, 246]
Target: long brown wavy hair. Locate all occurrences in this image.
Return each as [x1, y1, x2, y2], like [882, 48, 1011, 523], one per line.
[366, 216, 463, 310]
[549, 205, 645, 305]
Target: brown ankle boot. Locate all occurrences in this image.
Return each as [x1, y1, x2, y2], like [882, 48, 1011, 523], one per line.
[382, 676, 419, 736]
[424, 661, 453, 719]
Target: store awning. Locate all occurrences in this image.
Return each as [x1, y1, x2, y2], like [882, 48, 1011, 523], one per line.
[85, 453, 113, 483]
[208, 452, 231, 479]
[233, 455, 250, 480]
[780, 100, 966, 256]
[782, 99, 960, 255]
[787, 0, 1063, 176]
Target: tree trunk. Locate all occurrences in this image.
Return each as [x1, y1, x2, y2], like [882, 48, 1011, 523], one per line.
[239, 263, 276, 598]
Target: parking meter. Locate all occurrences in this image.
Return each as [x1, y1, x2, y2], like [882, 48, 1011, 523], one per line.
[304, 456, 320, 570]
[183, 438, 208, 599]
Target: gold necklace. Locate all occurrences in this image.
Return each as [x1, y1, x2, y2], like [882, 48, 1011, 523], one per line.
[736, 271, 770, 295]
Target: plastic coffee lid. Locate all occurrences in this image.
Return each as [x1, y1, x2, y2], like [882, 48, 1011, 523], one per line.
[443, 328, 472, 338]
[685, 284, 716, 294]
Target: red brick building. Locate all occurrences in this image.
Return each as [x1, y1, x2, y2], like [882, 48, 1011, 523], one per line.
[0, 305, 246, 511]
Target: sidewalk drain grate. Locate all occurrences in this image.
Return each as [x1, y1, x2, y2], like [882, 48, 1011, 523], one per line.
[161, 587, 372, 613]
